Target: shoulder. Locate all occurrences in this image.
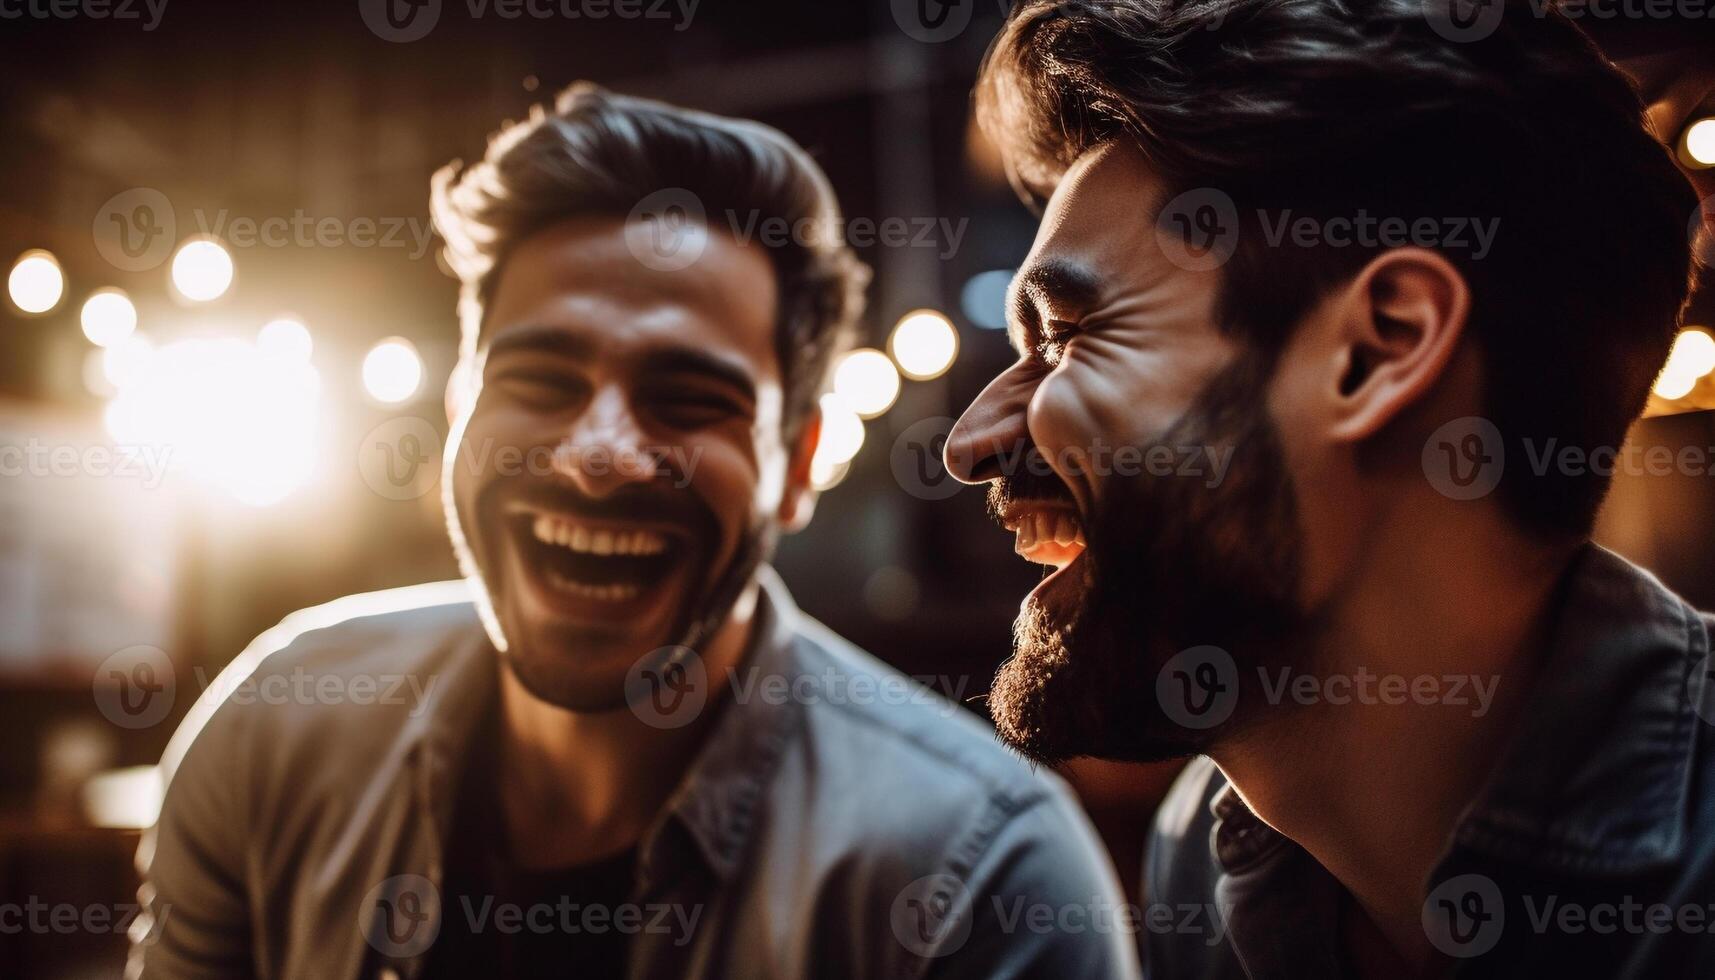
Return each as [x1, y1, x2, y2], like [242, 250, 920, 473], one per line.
[158, 581, 485, 792]
[783, 613, 1078, 820]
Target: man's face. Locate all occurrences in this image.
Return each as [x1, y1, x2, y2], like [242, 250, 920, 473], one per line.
[945, 144, 1308, 764]
[447, 216, 798, 710]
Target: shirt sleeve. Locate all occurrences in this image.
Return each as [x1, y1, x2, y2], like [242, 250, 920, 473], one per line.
[921, 789, 1145, 980]
[126, 698, 256, 979]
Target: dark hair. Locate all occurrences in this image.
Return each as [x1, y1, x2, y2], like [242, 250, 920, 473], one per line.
[976, 0, 1698, 537]
[432, 83, 870, 440]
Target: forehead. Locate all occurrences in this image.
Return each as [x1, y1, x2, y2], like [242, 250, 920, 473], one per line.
[484, 215, 781, 374]
[1029, 143, 1170, 279]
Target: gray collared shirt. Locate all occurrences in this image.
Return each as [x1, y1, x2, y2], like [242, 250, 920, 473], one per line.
[128, 568, 1142, 979]
[1145, 544, 1715, 978]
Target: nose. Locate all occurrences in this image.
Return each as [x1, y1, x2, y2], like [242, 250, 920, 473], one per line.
[551, 383, 659, 498]
[945, 367, 1034, 485]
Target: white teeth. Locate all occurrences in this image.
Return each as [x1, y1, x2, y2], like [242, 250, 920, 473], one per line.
[530, 515, 671, 556]
[1013, 510, 1085, 561]
[1053, 514, 1077, 546]
[542, 570, 641, 602]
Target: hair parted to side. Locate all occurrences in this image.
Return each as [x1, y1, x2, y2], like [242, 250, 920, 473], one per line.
[976, 0, 1699, 537]
[431, 83, 871, 439]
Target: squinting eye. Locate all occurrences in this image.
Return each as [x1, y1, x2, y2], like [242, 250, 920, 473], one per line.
[498, 371, 579, 408]
[1037, 320, 1080, 365]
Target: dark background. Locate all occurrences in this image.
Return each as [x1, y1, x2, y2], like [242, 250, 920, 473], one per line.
[0, 3, 1712, 976]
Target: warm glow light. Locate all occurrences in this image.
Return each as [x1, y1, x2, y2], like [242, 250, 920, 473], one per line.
[80, 288, 138, 347]
[170, 238, 235, 302]
[1654, 328, 1715, 400]
[814, 392, 866, 468]
[889, 309, 959, 380]
[810, 454, 850, 491]
[8, 250, 65, 314]
[832, 348, 899, 418]
[102, 333, 155, 389]
[258, 317, 313, 363]
[1685, 118, 1715, 167]
[362, 337, 424, 403]
[103, 336, 321, 506]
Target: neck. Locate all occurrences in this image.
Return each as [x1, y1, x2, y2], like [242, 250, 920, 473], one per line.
[495, 581, 761, 869]
[1213, 512, 1576, 965]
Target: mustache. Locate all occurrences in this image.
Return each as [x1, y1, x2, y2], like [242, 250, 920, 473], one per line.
[985, 455, 1080, 526]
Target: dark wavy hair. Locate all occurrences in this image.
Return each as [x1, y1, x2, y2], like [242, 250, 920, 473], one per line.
[977, 0, 1697, 536]
[432, 83, 870, 440]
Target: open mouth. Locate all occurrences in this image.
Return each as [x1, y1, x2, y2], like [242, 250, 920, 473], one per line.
[503, 501, 696, 620]
[1000, 504, 1088, 570]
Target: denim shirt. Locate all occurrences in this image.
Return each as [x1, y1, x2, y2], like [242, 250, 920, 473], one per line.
[128, 568, 1141, 980]
[1145, 544, 1715, 978]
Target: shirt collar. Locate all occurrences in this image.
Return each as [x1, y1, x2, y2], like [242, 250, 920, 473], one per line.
[1208, 544, 1708, 880]
[1450, 544, 1706, 875]
[413, 567, 807, 885]
[644, 565, 805, 882]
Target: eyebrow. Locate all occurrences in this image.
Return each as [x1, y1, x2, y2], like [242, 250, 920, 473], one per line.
[483, 324, 596, 362]
[484, 323, 757, 402]
[1007, 258, 1104, 351]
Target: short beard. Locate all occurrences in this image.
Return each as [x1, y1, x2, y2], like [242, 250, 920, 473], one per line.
[990, 353, 1306, 764]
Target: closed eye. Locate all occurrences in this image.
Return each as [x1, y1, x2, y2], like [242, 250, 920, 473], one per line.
[1036, 319, 1081, 367]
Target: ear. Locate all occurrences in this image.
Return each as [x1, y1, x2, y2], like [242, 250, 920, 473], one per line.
[776, 408, 822, 533]
[1325, 248, 1471, 443]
